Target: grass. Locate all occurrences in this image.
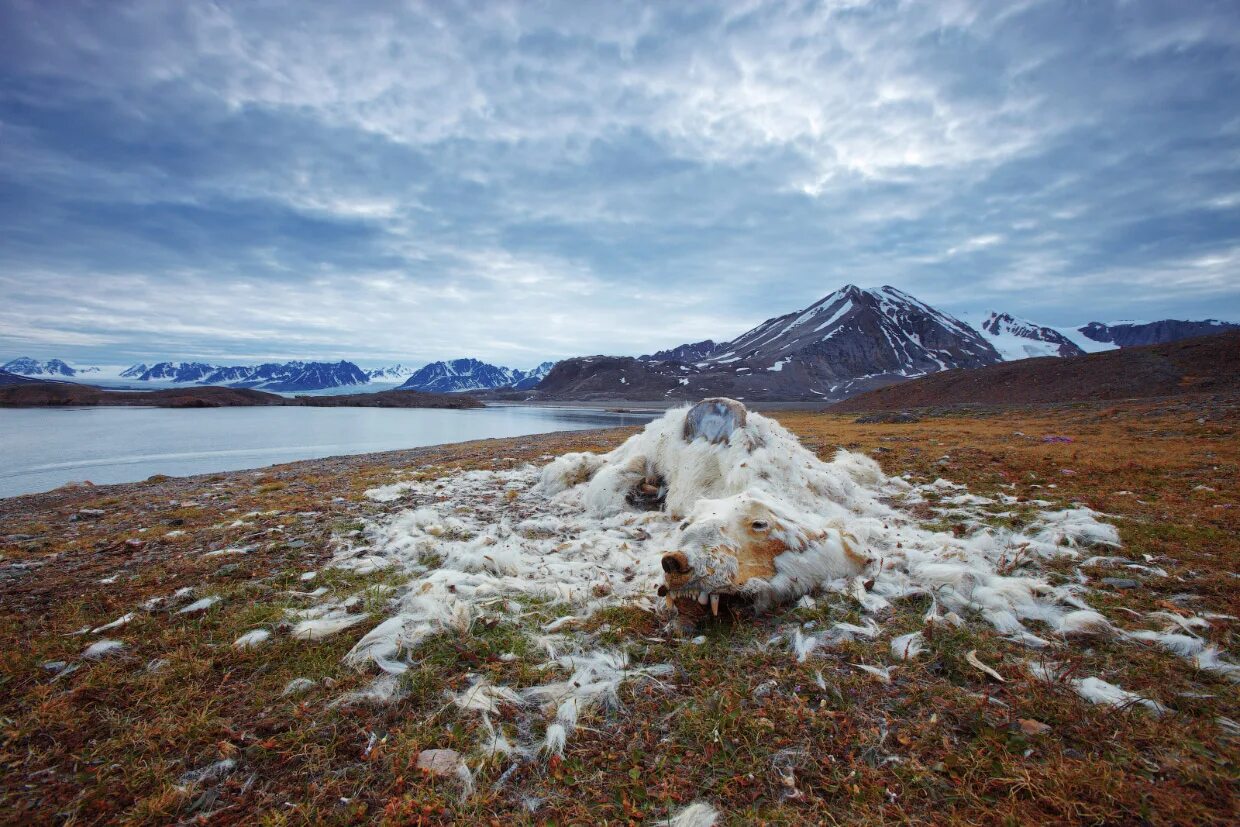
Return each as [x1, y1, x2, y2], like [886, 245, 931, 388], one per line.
[0, 398, 1236, 824]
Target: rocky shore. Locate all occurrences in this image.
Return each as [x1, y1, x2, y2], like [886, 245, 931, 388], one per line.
[0, 382, 482, 409]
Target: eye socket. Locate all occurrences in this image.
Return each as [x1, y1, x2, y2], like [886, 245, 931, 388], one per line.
[679, 521, 689, 531]
[750, 519, 770, 531]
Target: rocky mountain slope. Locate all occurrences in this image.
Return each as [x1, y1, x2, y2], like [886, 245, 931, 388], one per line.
[0, 369, 44, 386]
[3, 357, 99, 377]
[639, 340, 719, 363]
[831, 330, 1240, 412]
[1078, 319, 1239, 348]
[538, 285, 1003, 402]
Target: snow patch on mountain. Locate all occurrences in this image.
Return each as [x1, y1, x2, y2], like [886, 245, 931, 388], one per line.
[964, 313, 1086, 361]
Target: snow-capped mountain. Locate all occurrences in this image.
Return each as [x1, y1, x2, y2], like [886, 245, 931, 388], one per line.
[399, 358, 518, 393]
[224, 361, 369, 392]
[539, 285, 1002, 401]
[365, 364, 418, 382]
[397, 359, 558, 393]
[970, 312, 1085, 360]
[1077, 319, 1239, 348]
[130, 361, 219, 382]
[2, 357, 100, 377]
[510, 361, 557, 390]
[117, 360, 369, 391]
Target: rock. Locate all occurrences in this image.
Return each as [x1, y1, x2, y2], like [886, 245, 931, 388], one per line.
[417, 749, 467, 778]
[855, 411, 921, 424]
[1101, 577, 1140, 590]
[282, 677, 317, 696]
[70, 508, 105, 522]
[1018, 718, 1052, 736]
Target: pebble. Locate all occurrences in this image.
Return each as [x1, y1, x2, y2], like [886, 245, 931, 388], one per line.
[282, 677, 317, 696]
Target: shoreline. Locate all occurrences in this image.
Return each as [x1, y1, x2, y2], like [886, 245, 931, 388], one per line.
[0, 425, 642, 508]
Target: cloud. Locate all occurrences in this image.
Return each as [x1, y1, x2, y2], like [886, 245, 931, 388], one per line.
[0, 0, 1238, 365]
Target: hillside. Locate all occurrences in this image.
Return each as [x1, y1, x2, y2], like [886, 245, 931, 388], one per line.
[832, 330, 1240, 412]
[0, 369, 44, 386]
[0, 383, 481, 409]
[538, 285, 1002, 402]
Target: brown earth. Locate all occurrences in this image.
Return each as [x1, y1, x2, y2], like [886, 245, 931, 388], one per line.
[0, 399, 1237, 825]
[0, 383, 482, 409]
[832, 330, 1240, 413]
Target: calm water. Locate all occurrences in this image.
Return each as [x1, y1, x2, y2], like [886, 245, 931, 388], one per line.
[0, 405, 655, 499]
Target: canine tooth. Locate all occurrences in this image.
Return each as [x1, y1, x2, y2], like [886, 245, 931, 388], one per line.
[710, 594, 720, 616]
[698, 591, 709, 605]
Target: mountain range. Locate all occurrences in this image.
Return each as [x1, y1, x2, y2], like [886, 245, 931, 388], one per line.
[116, 360, 370, 392]
[397, 359, 556, 393]
[5, 294, 1234, 400]
[4, 356, 559, 393]
[2, 357, 100, 377]
[532, 286, 1238, 402]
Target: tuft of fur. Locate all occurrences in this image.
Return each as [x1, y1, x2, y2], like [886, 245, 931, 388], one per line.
[667, 801, 720, 827]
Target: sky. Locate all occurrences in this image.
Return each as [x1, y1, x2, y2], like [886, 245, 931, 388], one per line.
[1, 0, 1238, 369]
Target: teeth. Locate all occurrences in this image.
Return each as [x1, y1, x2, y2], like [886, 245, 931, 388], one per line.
[698, 591, 709, 605]
[710, 594, 720, 616]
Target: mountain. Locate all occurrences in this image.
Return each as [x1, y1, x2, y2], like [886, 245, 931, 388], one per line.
[510, 361, 557, 390]
[221, 361, 369, 391]
[1078, 319, 1239, 348]
[117, 360, 369, 391]
[639, 340, 720, 363]
[972, 312, 1086, 360]
[2, 357, 98, 377]
[398, 358, 519, 393]
[365, 364, 418, 382]
[538, 285, 1002, 402]
[832, 330, 1240, 412]
[131, 361, 219, 382]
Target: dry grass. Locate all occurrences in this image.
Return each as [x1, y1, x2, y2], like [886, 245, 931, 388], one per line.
[0, 398, 1236, 825]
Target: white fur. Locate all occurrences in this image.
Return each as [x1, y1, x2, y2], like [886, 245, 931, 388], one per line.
[668, 801, 719, 827]
[297, 402, 1234, 756]
[233, 629, 271, 649]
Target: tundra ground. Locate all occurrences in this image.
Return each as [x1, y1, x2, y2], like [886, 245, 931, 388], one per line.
[1, 396, 1236, 825]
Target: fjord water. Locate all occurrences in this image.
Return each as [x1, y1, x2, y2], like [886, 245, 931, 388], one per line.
[0, 405, 655, 498]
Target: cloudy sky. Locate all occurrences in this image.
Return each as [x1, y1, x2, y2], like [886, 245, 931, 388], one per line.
[1, 0, 1238, 369]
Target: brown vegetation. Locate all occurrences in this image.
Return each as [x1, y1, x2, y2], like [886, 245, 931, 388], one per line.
[0, 398, 1236, 824]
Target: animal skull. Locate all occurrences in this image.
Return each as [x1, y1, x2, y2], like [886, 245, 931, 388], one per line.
[659, 492, 870, 613]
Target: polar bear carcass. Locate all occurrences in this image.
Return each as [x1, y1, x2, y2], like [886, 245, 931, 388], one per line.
[540, 398, 881, 613]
